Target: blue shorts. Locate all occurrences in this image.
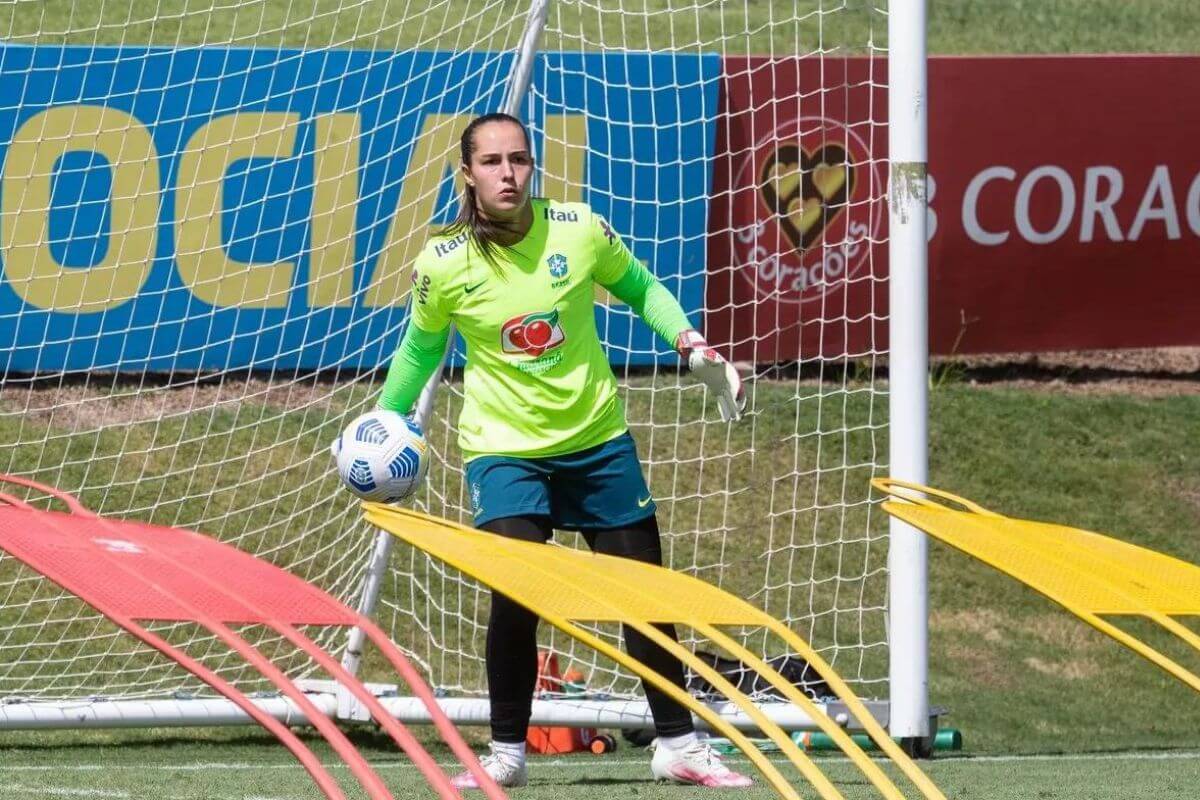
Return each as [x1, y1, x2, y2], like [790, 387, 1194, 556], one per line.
[465, 431, 657, 531]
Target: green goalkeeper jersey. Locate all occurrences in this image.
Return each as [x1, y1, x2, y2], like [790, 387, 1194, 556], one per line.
[397, 198, 688, 461]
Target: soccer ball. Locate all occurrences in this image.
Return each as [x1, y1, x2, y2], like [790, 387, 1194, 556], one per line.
[332, 410, 429, 502]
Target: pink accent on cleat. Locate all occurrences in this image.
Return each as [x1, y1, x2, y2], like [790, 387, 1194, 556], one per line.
[651, 738, 754, 788]
[451, 749, 528, 790]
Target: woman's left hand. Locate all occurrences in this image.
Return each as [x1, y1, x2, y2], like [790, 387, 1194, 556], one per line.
[676, 330, 746, 422]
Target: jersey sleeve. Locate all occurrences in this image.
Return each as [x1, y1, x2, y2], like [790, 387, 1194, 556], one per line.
[601, 256, 694, 349]
[589, 211, 639, 286]
[376, 323, 450, 413]
[408, 249, 452, 333]
[590, 210, 694, 348]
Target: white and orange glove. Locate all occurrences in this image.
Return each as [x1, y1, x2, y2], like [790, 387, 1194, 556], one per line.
[676, 330, 746, 422]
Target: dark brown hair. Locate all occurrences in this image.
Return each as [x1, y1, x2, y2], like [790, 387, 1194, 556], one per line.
[442, 112, 534, 269]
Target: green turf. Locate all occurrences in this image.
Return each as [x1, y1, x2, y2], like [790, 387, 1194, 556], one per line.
[2, 730, 1200, 799]
[4, 383, 1200, 761]
[926, 387, 1200, 754]
[2, 0, 1198, 53]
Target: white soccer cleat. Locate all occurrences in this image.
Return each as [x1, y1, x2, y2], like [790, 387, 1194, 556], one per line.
[650, 738, 754, 788]
[450, 747, 529, 790]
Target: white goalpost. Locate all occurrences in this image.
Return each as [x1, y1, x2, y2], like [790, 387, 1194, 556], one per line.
[0, 0, 929, 745]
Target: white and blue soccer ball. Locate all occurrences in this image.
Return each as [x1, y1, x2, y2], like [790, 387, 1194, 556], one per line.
[332, 410, 429, 502]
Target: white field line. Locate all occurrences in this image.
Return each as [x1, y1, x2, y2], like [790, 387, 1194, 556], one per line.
[9, 788, 292, 800]
[10, 786, 131, 798]
[933, 751, 1200, 764]
[2, 750, 1200, 773]
[8, 786, 294, 800]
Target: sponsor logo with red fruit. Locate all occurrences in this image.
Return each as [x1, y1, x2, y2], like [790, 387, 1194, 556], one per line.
[501, 309, 566, 358]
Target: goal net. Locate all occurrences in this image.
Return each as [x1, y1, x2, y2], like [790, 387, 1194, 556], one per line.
[0, 0, 909, 731]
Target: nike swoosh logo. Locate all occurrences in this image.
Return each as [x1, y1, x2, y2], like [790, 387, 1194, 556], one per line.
[638, 496, 653, 508]
[464, 281, 486, 294]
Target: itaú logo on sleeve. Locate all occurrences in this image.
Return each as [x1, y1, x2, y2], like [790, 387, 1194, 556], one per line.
[500, 309, 566, 357]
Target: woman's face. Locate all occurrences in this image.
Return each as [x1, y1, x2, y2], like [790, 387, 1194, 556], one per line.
[462, 121, 534, 222]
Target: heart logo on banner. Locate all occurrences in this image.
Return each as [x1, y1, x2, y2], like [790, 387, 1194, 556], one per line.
[758, 143, 855, 252]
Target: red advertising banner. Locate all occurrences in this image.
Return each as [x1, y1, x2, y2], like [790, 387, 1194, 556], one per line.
[708, 56, 1200, 360]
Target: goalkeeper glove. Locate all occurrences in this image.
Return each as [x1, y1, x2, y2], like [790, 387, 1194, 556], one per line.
[676, 330, 746, 422]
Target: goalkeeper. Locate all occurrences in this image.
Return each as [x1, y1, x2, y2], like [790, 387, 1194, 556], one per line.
[379, 112, 748, 789]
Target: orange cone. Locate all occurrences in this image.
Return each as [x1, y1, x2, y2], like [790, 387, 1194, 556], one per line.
[526, 653, 597, 754]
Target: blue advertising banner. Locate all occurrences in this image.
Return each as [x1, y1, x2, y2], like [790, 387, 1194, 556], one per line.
[0, 45, 718, 372]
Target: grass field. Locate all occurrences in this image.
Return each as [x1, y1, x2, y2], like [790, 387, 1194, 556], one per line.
[5, 384, 1200, 798]
[2, 0, 1199, 53]
[4, 1, 1200, 798]
[3, 731, 1200, 799]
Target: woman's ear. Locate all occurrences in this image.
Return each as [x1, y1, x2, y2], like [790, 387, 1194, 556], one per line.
[460, 163, 474, 188]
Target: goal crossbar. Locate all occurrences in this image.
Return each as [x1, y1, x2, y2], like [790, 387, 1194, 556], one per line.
[365, 502, 945, 800]
[0, 475, 505, 800]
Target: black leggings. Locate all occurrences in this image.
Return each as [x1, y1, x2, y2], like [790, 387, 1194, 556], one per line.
[481, 514, 695, 743]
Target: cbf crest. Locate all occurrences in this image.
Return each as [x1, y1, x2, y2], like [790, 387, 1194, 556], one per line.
[547, 253, 569, 279]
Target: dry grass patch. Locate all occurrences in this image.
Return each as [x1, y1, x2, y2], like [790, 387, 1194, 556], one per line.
[942, 641, 1015, 689]
[1023, 656, 1102, 681]
[0, 378, 367, 431]
[1027, 613, 1110, 652]
[932, 608, 1007, 643]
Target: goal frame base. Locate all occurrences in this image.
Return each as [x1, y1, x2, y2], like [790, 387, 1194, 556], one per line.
[0, 688, 940, 736]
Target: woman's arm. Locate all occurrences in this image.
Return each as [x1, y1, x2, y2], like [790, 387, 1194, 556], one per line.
[377, 322, 451, 414]
[591, 212, 745, 421]
[603, 261, 745, 421]
[600, 259, 692, 349]
[378, 251, 455, 414]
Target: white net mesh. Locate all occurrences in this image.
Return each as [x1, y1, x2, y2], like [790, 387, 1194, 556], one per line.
[0, 0, 892, 713]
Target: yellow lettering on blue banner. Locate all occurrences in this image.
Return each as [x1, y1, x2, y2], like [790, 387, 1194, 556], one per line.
[0, 106, 593, 314]
[366, 113, 467, 308]
[539, 114, 614, 307]
[1, 105, 159, 312]
[540, 114, 587, 208]
[309, 113, 360, 307]
[175, 112, 300, 308]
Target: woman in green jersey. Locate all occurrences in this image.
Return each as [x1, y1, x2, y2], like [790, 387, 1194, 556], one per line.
[379, 112, 748, 789]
